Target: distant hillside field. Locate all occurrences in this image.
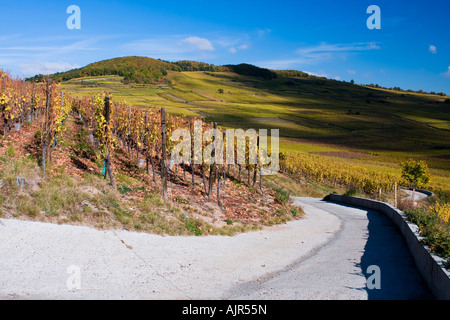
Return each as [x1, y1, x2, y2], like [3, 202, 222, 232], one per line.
[31, 56, 448, 191]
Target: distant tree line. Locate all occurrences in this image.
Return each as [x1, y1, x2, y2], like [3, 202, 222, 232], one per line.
[224, 64, 277, 80]
[273, 70, 312, 78]
[173, 60, 226, 72]
[365, 83, 447, 97]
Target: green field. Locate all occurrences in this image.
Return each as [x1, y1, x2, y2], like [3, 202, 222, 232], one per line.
[60, 70, 450, 191]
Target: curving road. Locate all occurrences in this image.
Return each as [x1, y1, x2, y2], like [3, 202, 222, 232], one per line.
[400, 189, 429, 202]
[228, 198, 433, 299]
[0, 197, 433, 300]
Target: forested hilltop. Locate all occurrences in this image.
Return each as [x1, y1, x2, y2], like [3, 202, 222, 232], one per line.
[26, 56, 317, 84]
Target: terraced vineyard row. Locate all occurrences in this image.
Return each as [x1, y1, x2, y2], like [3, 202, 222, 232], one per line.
[280, 152, 400, 195]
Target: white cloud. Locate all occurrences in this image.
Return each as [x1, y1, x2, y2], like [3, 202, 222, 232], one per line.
[123, 37, 185, 56]
[347, 70, 357, 75]
[442, 66, 450, 78]
[19, 61, 81, 77]
[256, 28, 272, 39]
[124, 33, 251, 59]
[295, 42, 380, 63]
[304, 71, 330, 78]
[429, 45, 437, 54]
[0, 34, 21, 42]
[228, 44, 249, 54]
[258, 42, 381, 69]
[122, 35, 217, 60]
[257, 58, 307, 70]
[181, 36, 214, 51]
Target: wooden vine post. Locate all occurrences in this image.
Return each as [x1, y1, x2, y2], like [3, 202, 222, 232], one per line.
[49, 90, 64, 162]
[42, 79, 52, 174]
[217, 165, 223, 209]
[190, 121, 195, 188]
[251, 135, 259, 187]
[31, 83, 35, 120]
[145, 111, 150, 175]
[259, 155, 264, 195]
[104, 96, 115, 188]
[161, 107, 168, 200]
[1, 74, 7, 138]
[208, 122, 217, 199]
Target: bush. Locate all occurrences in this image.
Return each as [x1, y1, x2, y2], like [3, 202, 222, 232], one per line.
[397, 199, 417, 212]
[344, 187, 358, 196]
[274, 188, 290, 205]
[184, 217, 203, 236]
[5, 144, 16, 158]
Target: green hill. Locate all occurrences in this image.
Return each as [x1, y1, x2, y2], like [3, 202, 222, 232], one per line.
[28, 56, 181, 84]
[26, 56, 286, 84]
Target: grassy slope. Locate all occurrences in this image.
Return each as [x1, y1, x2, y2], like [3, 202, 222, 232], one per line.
[60, 71, 450, 192]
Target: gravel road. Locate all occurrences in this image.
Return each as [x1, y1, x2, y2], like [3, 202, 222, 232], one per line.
[400, 189, 429, 202]
[0, 197, 432, 300]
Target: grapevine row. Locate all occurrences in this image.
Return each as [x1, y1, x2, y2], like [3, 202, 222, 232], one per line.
[73, 94, 267, 204]
[0, 71, 73, 172]
[280, 152, 399, 194]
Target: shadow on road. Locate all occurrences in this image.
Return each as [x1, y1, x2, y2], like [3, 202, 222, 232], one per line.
[358, 208, 433, 300]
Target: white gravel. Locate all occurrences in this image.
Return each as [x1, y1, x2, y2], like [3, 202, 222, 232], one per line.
[0, 200, 339, 300]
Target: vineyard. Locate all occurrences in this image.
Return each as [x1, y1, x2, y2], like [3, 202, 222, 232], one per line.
[1, 70, 266, 190]
[1, 69, 449, 234]
[0, 70, 298, 234]
[0, 72, 73, 170]
[280, 152, 399, 195]
[72, 93, 273, 204]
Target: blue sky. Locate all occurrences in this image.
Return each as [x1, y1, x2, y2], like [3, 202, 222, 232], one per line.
[0, 0, 449, 94]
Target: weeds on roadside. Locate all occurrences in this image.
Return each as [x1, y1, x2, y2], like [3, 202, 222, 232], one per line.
[404, 208, 450, 269]
[274, 187, 290, 205]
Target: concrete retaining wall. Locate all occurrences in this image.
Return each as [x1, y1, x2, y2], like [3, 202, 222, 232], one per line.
[327, 193, 450, 300]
